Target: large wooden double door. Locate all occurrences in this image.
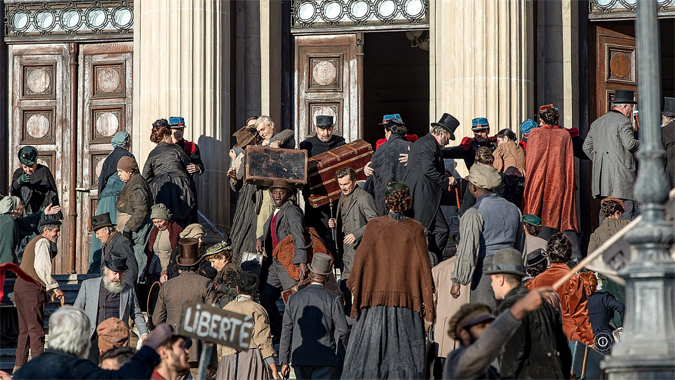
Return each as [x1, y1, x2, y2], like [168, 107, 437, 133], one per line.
[8, 42, 133, 274]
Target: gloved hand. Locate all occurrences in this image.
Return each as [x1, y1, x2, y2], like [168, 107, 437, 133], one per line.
[17, 173, 31, 185]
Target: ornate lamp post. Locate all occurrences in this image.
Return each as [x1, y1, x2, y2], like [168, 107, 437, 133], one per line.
[602, 1, 675, 378]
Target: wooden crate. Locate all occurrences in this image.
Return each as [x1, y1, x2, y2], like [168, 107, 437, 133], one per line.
[245, 146, 308, 187]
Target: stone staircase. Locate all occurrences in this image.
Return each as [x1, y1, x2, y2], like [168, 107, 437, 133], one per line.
[0, 274, 97, 372]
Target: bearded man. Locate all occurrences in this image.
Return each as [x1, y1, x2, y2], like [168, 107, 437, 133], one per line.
[74, 253, 149, 364]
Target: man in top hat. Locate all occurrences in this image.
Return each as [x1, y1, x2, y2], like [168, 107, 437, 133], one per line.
[256, 178, 308, 340]
[450, 164, 525, 310]
[13, 216, 64, 372]
[279, 253, 349, 380]
[660, 97, 675, 189]
[444, 286, 553, 379]
[73, 252, 149, 363]
[403, 113, 460, 263]
[168, 116, 204, 175]
[487, 248, 571, 379]
[153, 237, 217, 377]
[91, 213, 138, 287]
[583, 89, 641, 221]
[442, 117, 497, 170]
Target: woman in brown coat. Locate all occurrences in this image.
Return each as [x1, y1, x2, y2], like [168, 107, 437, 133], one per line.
[205, 242, 242, 307]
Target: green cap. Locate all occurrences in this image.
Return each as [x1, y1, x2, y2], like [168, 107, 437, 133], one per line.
[384, 181, 409, 198]
[18, 146, 38, 166]
[523, 214, 542, 227]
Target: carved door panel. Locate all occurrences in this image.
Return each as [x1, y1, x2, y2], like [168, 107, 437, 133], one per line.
[77, 42, 133, 273]
[295, 34, 363, 144]
[596, 26, 637, 118]
[8, 44, 73, 273]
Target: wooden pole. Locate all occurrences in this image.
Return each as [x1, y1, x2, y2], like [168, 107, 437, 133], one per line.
[68, 43, 78, 274]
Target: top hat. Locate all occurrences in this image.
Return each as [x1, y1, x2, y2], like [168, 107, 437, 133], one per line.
[526, 248, 547, 268]
[663, 97, 675, 118]
[176, 238, 202, 267]
[104, 252, 129, 273]
[268, 179, 293, 193]
[18, 146, 39, 166]
[447, 303, 495, 340]
[484, 248, 526, 277]
[91, 213, 114, 232]
[315, 115, 334, 129]
[169, 116, 186, 128]
[38, 215, 62, 229]
[612, 90, 637, 104]
[308, 253, 332, 276]
[379, 114, 403, 126]
[431, 113, 460, 140]
[233, 126, 257, 148]
[471, 117, 490, 132]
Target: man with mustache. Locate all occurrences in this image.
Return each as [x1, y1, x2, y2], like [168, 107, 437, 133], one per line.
[74, 252, 149, 364]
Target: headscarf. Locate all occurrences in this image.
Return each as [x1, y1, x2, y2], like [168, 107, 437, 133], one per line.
[180, 223, 205, 239]
[116, 156, 139, 173]
[150, 203, 172, 220]
[0, 196, 20, 215]
[111, 131, 131, 148]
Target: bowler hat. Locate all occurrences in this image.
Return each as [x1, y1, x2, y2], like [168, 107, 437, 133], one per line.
[522, 214, 542, 227]
[485, 248, 526, 277]
[38, 215, 61, 229]
[308, 253, 332, 276]
[663, 97, 675, 118]
[315, 115, 334, 129]
[379, 114, 403, 126]
[612, 90, 637, 104]
[176, 238, 202, 267]
[169, 116, 186, 128]
[18, 146, 39, 166]
[233, 126, 257, 148]
[526, 248, 547, 268]
[269, 178, 293, 193]
[431, 113, 460, 140]
[91, 213, 114, 232]
[471, 117, 490, 132]
[448, 303, 495, 340]
[104, 252, 129, 273]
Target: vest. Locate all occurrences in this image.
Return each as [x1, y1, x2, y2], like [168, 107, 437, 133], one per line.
[474, 193, 522, 258]
[20, 235, 54, 288]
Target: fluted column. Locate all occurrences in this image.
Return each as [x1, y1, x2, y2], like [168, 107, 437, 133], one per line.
[431, 0, 533, 174]
[133, 0, 231, 233]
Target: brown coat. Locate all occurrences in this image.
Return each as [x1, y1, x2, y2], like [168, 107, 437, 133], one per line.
[526, 263, 595, 345]
[116, 173, 152, 232]
[493, 140, 526, 176]
[432, 256, 470, 358]
[588, 218, 630, 253]
[218, 296, 276, 360]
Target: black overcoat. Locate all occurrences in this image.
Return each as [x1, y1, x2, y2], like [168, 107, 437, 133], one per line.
[364, 134, 411, 216]
[402, 133, 447, 229]
[10, 164, 59, 216]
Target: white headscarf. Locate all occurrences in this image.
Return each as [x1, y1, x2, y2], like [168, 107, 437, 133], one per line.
[0, 196, 21, 215]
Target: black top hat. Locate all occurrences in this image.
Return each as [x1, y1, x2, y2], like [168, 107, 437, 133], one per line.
[315, 115, 334, 129]
[308, 253, 332, 276]
[91, 213, 114, 232]
[177, 238, 202, 267]
[18, 146, 39, 166]
[104, 252, 129, 273]
[431, 113, 460, 140]
[613, 90, 637, 104]
[663, 97, 675, 118]
[38, 215, 62, 229]
[484, 248, 526, 277]
[525, 248, 547, 267]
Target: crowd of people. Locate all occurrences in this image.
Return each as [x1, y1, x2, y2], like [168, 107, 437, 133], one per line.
[2, 91, 674, 380]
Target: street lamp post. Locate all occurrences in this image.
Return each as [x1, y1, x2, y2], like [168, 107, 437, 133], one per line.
[602, 1, 675, 379]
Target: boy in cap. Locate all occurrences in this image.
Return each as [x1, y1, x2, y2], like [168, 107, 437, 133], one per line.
[441, 117, 497, 170]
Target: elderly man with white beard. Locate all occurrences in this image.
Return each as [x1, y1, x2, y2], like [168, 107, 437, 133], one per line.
[74, 253, 148, 364]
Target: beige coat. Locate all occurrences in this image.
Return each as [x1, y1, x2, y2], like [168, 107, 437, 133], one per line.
[431, 256, 470, 358]
[218, 295, 277, 360]
[493, 140, 526, 176]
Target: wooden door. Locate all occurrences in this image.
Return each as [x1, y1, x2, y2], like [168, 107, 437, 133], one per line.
[77, 42, 134, 273]
[8, 44, 73, 273]
[295, 34, 363, 144]
[596, 26, 637, 118]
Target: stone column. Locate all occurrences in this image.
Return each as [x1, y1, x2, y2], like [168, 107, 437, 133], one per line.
[260, 0, 282, 125]
[431, 0, 534, 174]
[133, 0, 231, 233]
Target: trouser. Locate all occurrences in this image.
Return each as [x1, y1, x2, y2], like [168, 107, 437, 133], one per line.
[294, 366, 336, 380]
[259, 261, 297, 339]
[14, 278, 48, 368]
[598, 198, 638, 225]
[427, 208, 449, 264]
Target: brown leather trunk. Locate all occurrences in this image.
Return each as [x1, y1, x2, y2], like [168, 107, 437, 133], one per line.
[307, 139, 373, 208]
[245, 146, 308, 187]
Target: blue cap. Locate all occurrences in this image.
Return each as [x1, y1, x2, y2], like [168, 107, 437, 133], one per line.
[379, 114, 402, 125]
[471, 117, 489, 131]
[519, 119, 537, 135]
[169, 116, 186, 128]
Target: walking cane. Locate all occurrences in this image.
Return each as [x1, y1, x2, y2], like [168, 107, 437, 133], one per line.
[329, 199, 338, 278]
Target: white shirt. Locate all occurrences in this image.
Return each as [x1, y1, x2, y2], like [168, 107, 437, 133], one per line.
[34, 238, 59, 291]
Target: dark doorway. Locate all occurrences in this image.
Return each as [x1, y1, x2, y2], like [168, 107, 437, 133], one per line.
[363, 31, 429, 148]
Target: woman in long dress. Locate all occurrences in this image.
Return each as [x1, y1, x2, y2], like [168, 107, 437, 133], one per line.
[342, 182, 435, 380]
[88, 131, 133, 273]
[143, 120, 196, 227]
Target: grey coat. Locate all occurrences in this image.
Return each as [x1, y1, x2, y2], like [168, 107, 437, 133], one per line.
[73, 277, 148, 340]
[335, 187, 377, 279]
[583, 110, 640, 199]
[260, 201, 307, 265]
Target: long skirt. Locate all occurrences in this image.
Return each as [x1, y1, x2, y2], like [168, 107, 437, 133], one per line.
[216, 348, 270, 380]
[342, 306, 426, 380]
[230, 183, 257, 265]
[88, 174, 124, 273]
[149, 171, 196, 224]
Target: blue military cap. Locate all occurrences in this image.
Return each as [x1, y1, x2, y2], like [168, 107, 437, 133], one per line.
[379, 114, 403, 126]
[169, 116, 186, 128]
[471, 117, 489, 132]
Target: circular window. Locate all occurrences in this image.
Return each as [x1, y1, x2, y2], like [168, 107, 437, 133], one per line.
[85, 8, 108, 29]
[112, 7, 133, 28]
[60, 9, 82, 30]
[348, 1, 371, 22]
[297, 2, 317, 23]
[323, 1, 343, 21]
[403, 0, 425, 19]
[35, 11, 56, 31]
[12, 12, 30, 31]
[376, 0, 397, 20]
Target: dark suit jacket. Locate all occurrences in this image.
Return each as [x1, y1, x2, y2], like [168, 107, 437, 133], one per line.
[402, 133, 447, 228]
[102, 231, 138, 287]
[279, 284, 349, 367]
[260, 201, 307, 265]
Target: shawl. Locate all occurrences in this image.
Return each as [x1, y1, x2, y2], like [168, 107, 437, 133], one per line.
[347, 215, 435, 322]
[522, 125, 579, 232]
